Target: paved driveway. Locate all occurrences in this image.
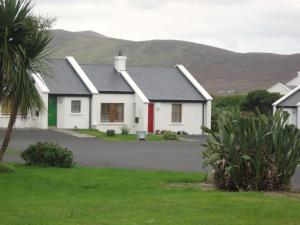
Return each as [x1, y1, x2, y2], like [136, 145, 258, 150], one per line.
[2, 129, 207, 172]
[1, 129, 300, 189]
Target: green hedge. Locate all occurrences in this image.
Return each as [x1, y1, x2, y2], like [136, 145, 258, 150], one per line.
[21, 142, 74, 168]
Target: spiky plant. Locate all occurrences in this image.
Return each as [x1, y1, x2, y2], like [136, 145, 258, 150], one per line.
[202, 109, 300, 191]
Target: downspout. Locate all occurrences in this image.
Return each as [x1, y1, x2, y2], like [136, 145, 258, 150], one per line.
[202, 102, 205, 132]
[89, 95, 92, 129]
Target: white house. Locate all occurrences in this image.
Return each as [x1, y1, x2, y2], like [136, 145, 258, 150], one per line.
[268, 72, 300, 95]
[273, 86, 300, 128]
[0, 55, 212, 135]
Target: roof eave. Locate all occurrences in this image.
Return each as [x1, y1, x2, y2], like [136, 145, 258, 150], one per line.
[273, 86, 300, 106]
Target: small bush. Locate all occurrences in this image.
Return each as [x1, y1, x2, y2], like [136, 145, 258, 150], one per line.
[121, 126, 130, 135]
[21, 142, 74, 168]
[163, 131, 178, 140]
[106, 129, 116, 137]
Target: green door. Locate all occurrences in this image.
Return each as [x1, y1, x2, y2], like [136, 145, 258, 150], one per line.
[48, 96, 57, 127]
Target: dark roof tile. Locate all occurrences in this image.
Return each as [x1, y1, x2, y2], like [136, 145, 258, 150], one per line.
[42, 59, 91, 95]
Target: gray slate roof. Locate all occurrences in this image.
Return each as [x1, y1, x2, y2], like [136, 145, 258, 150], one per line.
[80, 64, 134, 93]
[286, 85, 297, 90]
[127, 66, 206, 102]
[278, 88, 300, 107]
[43, 59, 91, 95]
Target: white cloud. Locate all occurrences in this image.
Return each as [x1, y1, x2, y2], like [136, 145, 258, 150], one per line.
[33, 0, 300, 54]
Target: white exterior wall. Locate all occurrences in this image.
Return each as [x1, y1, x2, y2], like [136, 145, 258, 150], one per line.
[56, 96, 90, 129]
[134, 94, 148, 133]
[91, 94, 137, 134]
[280, 108, 297, 125]
[153, 102, 204, 135]
[0, 81, 48, 129]
[268, 84, 290, 95]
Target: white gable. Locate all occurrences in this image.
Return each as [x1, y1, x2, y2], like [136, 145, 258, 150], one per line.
[286, 72, 300, 86]
[267, 83, 290, 95]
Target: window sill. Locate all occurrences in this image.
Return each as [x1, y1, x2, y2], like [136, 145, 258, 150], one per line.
[170, 123, 184, 126]
[0, 115, 31, 118]
[99, 122, 125, 125]
[69, 113, 84, 116]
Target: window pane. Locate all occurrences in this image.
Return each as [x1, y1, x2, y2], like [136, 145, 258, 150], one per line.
[101, 103, 124, 122]
[1, 104, 11, 115]
[172, 104, 182, 123]
[71, 100, 81, 113]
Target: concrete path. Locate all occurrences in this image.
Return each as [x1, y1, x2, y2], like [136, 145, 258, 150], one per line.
[1, 129, 300, 190]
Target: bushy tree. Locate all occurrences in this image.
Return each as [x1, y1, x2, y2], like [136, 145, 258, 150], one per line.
[213, 94, 246, 109]
[241, 90, 281, 115]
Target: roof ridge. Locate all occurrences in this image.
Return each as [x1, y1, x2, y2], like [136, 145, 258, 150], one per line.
[80, 63, 176, 69]
[80, 63, 113, 66]
[46, 58, 66, 61]
[127, 65, 176, 69]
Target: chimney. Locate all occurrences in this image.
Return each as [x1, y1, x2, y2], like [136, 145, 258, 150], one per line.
[114, 50, 127, 72]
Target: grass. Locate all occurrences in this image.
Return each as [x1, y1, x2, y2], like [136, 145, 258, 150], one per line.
[75, 129, 164, 141]
[0, 165, 300, 225]
[6, 148, 21, 156]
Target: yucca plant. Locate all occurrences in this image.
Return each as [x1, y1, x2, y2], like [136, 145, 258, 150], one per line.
[202, 109, 300, 191]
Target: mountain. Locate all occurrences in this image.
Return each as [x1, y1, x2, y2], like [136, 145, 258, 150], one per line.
[49, 29, 300, 94]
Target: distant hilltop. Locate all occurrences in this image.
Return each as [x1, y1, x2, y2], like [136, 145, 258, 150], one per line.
[49, 29, 300, 94]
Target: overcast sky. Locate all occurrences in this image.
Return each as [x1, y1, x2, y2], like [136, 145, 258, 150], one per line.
[34, 0, 300, 54]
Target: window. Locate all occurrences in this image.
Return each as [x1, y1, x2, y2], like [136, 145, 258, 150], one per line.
[101, 103, 124, 122]
[1, 104, 22, 116]
[71, 100, 81, 113]
[172, 104, 182, 123]
[1, 104, 11, 116]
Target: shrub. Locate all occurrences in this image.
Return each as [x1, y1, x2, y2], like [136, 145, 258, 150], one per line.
[163, 131, 178, 140]
[241, 90, 281, 115]
[21, 142, 74, 168]
[106, 129, 116, 137]
[213, 94, 246, 109]
[202, 109, 300, 191]
[121, 126, 130, 135]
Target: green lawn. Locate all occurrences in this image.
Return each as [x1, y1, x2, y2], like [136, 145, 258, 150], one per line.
[0, 165, 300, 225]
[75, 129, 164, 141]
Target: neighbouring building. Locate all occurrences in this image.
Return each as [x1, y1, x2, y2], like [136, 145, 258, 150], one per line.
[273, 86, 300, 128]
[268, 72, 300, 95]
[0, 55, 213, 135]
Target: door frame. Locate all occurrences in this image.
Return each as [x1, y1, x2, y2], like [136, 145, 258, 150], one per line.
[48, 95, 57, 127]
[148, 103, 154, 133]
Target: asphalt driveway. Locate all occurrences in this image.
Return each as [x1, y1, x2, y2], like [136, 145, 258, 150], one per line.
[1, 129, 300, 189]
[2, 129, 207, 172]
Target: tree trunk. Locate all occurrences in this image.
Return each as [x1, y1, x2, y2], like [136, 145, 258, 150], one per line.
[0, 106, 18, 161]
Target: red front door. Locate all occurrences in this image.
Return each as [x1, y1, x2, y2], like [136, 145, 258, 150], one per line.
[148, 103, 154, 133]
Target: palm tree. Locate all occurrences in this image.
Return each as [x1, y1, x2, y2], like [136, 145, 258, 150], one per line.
[0, 0, 53, 161]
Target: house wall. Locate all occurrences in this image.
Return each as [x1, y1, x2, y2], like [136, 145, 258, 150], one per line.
[283, 108, 297, 125]
[91, 93, 138, 134]
[153, 102, 204, 135]
[56, 96, 90, 129]
[0, 82, 48, 129]
[268, 84, 290, 95]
